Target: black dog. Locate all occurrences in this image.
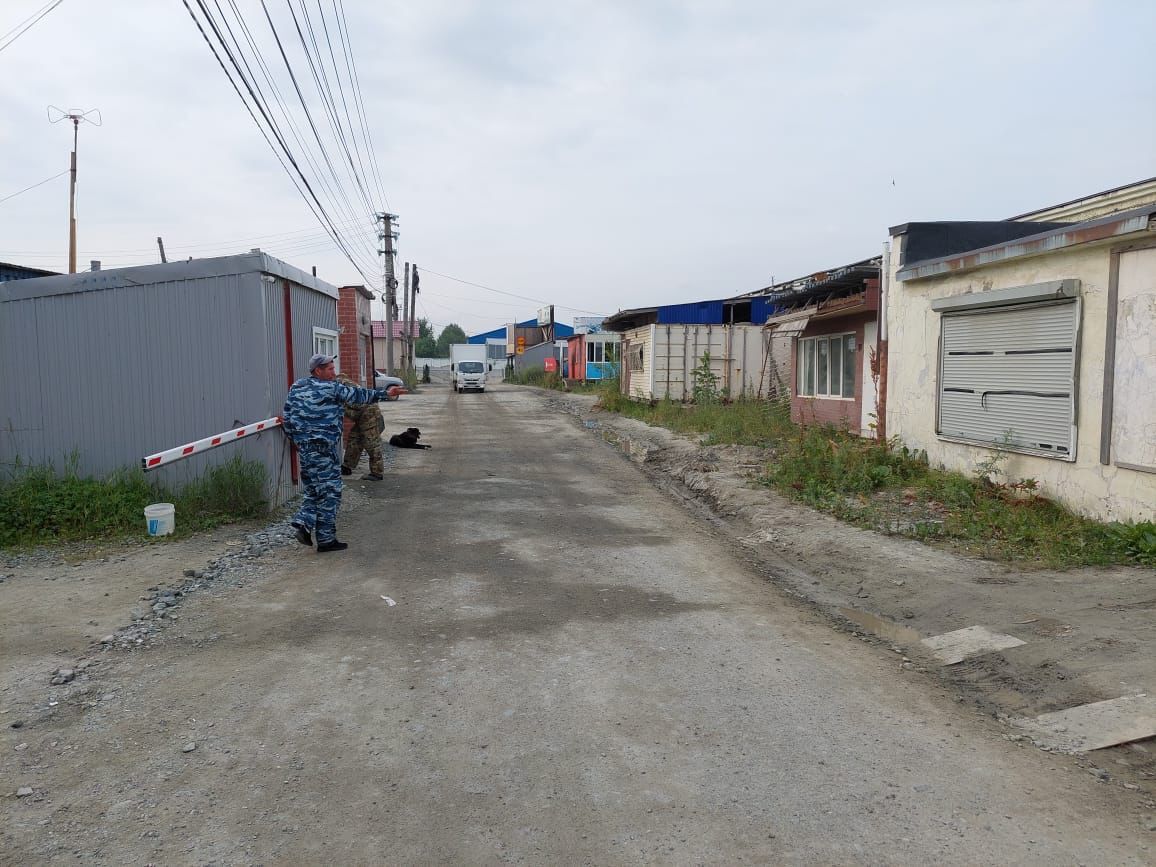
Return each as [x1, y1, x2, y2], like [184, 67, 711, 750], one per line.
[389, 427, 431, 449]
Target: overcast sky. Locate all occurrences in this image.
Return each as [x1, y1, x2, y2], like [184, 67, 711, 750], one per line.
[1, 0, 1154, 336]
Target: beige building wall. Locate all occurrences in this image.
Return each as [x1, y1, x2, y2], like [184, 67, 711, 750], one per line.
[622, 325, 655, 400]
[886, 234, 1156, 522]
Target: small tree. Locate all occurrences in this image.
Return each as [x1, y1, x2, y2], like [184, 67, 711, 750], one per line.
[691, 351, 721, 404]
[434, 323, 467, 357]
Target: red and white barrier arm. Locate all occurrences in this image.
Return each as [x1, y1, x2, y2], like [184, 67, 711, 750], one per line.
[141, 416, 284, 471]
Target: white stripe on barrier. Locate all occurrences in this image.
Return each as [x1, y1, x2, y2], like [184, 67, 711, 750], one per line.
[142, 416, 284, 471]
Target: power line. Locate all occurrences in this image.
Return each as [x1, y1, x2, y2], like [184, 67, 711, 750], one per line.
[213, 0, 378, 265]
[0, 169, 69, 205]
[185, 1, 380, 277]
[333, 0, 389, 212]
[285, 0, 376, 217]
[420, 267, 608, 316]
[258, 0, 374, 227]
[0, 0, 64, 54]
[246, 0, 379, 268]
[420, 290, 528, 311]
[180, 0, 378, 284]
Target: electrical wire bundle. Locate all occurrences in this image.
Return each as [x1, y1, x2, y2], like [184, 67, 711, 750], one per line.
[179, 0, 389, 288]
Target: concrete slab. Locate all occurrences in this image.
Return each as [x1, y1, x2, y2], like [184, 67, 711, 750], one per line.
[920, 625, 1026, 665]
[1012, 694, 1156, 753]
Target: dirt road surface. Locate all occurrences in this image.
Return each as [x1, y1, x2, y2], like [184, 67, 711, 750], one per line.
[2, 383, 1152, 865]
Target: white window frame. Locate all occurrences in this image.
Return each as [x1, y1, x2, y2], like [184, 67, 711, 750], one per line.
[312, 326, 339, 372]
[797, 332, 856, 399]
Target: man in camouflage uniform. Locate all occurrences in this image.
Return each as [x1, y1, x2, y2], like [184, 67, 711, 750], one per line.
[338, 373, 386, 481]
[282, 354, 392, 553]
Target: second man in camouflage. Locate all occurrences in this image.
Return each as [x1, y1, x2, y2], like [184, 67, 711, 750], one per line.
[339, 373, 386, 480]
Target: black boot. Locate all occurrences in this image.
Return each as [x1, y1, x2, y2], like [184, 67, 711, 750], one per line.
[341, 466, 352, 476]
[290, 522, 312, 546]
[316, 539, 348, 553]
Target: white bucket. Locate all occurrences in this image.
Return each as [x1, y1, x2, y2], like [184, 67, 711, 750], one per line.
[144, 503, 175, 537]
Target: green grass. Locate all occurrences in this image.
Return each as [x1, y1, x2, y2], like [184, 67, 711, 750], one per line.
[593, 387, 1154, 570]
[506, 368, 568, 390]
[0, 455, 268, 549]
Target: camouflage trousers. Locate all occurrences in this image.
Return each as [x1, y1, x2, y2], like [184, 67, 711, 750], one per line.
[342, 407, 384, 475]
[293, 440, 343, 545]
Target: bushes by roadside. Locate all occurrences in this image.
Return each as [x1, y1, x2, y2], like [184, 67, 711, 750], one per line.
[0, 455, 267, 549]
[593, 389, 1155, 570]
[506, 367, 567, 389]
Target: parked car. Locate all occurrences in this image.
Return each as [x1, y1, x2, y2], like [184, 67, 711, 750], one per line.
[374, 370, 405, 399]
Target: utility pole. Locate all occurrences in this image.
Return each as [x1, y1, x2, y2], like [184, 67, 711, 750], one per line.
[48, 107, 101, 274]
[376, 212, 399, 375]
[68, 117, 77, 273]
[410, 264, 420, 367]
[402, 262, 411, 373]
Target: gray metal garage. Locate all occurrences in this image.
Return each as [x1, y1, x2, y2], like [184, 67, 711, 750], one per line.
[0, 251, 339, 507]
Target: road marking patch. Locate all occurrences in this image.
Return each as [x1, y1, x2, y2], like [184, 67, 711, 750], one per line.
[920, 625, 1026, 665]
[1011, 694, 1156, 753]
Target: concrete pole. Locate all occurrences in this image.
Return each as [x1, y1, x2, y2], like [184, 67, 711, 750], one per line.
[68, 117, 78, 274]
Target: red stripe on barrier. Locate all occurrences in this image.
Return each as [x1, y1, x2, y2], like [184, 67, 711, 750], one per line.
[142, 416, 283, 471]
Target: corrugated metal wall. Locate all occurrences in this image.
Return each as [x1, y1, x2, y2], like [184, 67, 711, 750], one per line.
[656, 300, 725, 325]
[750, 297, 780, 325]
[262, 277, 339, 505]
[512, 340, 555, 372]
[1, 272, 273, 490]
[0, 263, 338, 510]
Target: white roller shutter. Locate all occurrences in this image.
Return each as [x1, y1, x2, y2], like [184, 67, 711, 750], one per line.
[937, 300, 1078, 458]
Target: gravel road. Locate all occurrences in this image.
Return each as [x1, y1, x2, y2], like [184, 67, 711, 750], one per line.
[1, 383, 1151, 864]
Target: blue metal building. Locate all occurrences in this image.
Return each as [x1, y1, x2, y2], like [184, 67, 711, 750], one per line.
[468, 318, 574, 344]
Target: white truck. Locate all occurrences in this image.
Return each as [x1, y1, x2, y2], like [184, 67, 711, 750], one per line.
[449, 343, 491, 393]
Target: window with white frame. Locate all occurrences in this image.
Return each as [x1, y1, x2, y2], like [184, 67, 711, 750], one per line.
[312, 326, 339, 371]
[797, 333, 856, 398]
[587, 341, 603, 363]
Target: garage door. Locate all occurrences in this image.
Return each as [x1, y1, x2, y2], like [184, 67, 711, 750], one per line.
[938, 300, 1078, 458]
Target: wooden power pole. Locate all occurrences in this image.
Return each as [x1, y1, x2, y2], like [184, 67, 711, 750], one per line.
[49, 107, 100, 274]
[403, 262, 411, 373]
[377, 212, 399, 375]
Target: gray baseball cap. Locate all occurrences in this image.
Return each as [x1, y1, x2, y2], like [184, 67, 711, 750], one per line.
[308, 353, 335, 371]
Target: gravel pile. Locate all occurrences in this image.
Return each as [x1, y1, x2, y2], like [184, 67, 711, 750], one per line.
[94, 522, 298, 653]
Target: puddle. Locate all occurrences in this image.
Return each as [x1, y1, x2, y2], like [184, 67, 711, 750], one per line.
[840, 607, 921, 645]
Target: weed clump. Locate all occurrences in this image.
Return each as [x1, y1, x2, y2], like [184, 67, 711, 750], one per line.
[506, 367, 566, 390]
[0, 455, 267, 549]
